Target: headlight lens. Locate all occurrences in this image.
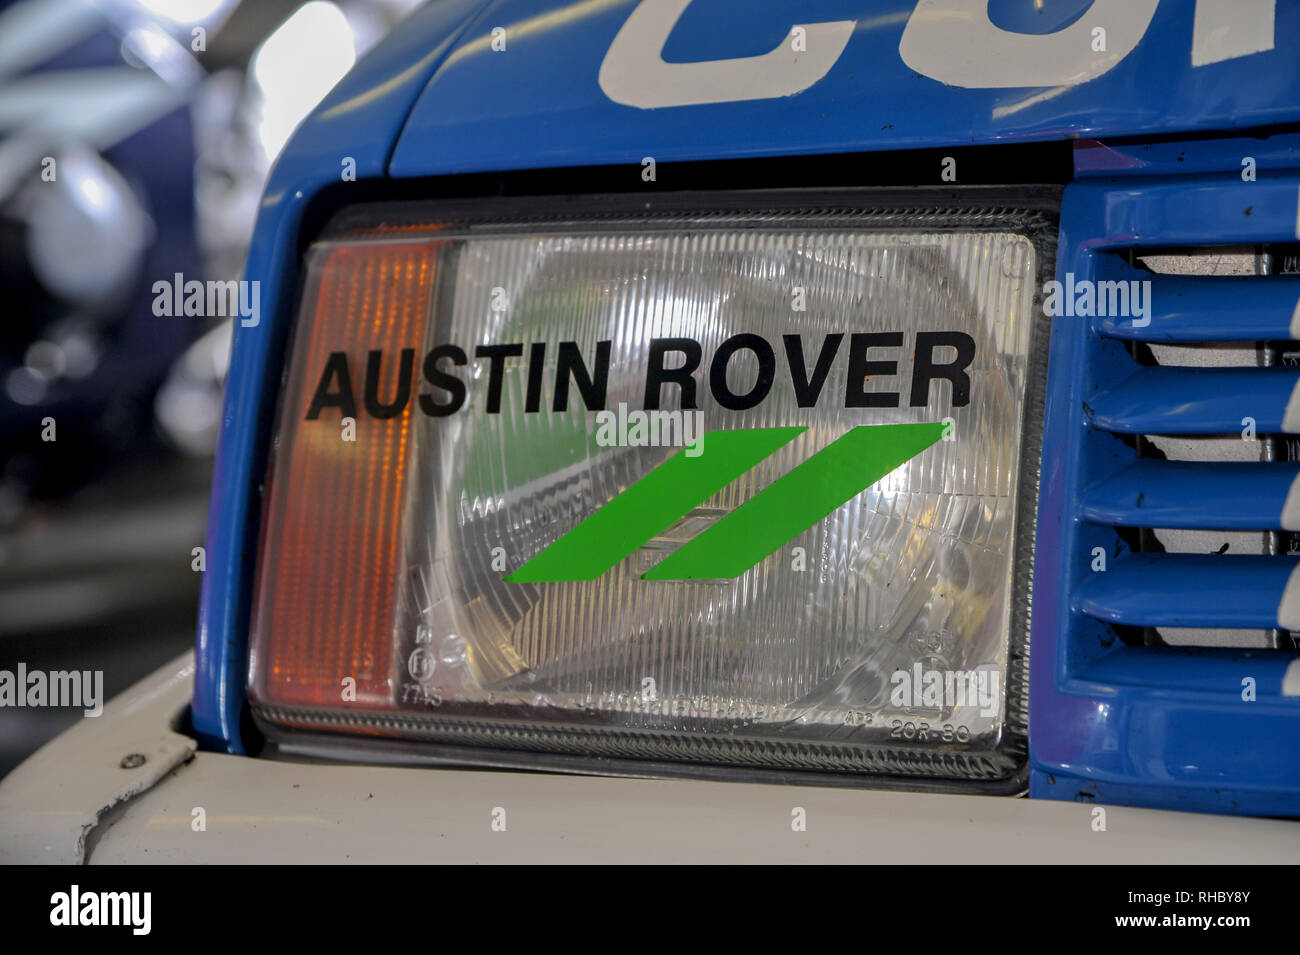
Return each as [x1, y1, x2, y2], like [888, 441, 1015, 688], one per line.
[249, 198, 1045, 784]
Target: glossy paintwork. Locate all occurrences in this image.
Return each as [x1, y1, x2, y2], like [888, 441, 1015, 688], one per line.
[1076, 555, 1299, 629]
[1030, 171, 1300, 815]
[1088, 366, 1300, 434]
[390, 0, 1300, 176]
[1094, 265, 1300, 342]
[1081, 460, 1300, 530]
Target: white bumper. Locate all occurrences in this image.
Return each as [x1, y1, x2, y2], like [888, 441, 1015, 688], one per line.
[3, 651, 1297, 864]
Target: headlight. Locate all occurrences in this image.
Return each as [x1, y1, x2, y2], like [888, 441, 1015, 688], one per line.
[248, 193, 1050, 787]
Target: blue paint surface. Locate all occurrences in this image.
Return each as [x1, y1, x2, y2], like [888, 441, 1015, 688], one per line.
[390, 0, 1300, 175]
[1031, 171, 1300, 816]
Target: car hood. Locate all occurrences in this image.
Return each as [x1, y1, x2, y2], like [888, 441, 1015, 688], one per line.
[389, 0, 1300, 177]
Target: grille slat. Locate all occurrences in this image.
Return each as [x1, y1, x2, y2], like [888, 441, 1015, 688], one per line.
[1096, 265, 1300, 341]
[1087, 365, 1300, 434]
[1080, 459, 1300, 529]
[1075, 554, 1300, 630]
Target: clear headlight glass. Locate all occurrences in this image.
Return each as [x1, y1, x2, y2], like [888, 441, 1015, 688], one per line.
[249, 199, 1047, 785]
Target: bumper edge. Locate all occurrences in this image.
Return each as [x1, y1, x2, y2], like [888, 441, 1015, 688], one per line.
[0, 652, 196, 864]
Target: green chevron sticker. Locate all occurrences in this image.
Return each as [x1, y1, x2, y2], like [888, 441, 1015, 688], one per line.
[505, 423, 944, 582]
[504, 427, 805, 582]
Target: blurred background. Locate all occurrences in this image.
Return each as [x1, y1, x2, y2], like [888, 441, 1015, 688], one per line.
[0, 0, 425, 776]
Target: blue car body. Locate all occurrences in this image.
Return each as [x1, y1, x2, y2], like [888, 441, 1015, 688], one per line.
[195, 0, 1300, 816]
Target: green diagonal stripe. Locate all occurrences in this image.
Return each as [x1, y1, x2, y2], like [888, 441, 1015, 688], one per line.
[505, 427, 805, 582]
[642, 423, 944, 581]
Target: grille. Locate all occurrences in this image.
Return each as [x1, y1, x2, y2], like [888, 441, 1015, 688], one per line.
[1077, 248, 1300, 650]
[1031, 172, 1300, 817]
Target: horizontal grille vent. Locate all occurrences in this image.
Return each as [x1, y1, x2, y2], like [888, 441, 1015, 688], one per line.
[1074, 249, 1300, 650]
[1032, 173, 1300, 816]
